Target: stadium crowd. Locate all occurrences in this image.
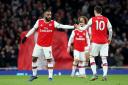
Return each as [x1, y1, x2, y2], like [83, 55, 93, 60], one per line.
[0, 0, 128, 68]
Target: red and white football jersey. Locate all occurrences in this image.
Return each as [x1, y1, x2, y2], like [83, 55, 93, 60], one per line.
[91, 16, 109, 44]
[37, 19, 55, 46]
[68, 29, 90, 52]
[26, 19, 74, 47]
[74, 29, 87, 51]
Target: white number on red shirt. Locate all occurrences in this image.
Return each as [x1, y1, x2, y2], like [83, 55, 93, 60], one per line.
[95, 20, 105, 31]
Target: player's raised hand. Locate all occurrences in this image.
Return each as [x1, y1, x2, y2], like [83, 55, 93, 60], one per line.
[22, 37, 27, 44]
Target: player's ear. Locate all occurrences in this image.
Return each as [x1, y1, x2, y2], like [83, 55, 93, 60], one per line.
[43, 12, 47, 18]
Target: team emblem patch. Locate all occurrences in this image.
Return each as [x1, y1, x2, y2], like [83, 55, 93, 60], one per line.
[44, 27, 48, 30]
[40, 24, 43, 27]
[49, 24, 52, 26]
[77, 33, 79, 36]
[83, 33, 85, 35]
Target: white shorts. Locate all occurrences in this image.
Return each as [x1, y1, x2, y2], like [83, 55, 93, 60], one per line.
[90, 43, 109, 57]
[32, 44, 53, 59]
[73, 50, 85, 61]
[84, 46, 90, 53]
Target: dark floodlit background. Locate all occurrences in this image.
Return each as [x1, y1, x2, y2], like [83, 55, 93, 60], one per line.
[0, 0, 128, 69]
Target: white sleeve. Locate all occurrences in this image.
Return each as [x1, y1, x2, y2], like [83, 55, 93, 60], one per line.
[86, 31, 90, 46]
[26, 20, 38, 37]
[80, 18, 92, 30]
[87, 18, 92, 26]
[107, 19, 112, 29]
[107, 19, 113, 40]
[88, 27, 92, 36]
[54, 21, 74, 29]
[68, 31, 75, 47]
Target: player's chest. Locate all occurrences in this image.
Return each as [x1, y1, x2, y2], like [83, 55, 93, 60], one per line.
[38, 22, 54, 33]
[39, 22, 54, 29]
[74, 32, 86, 41]
[75, 31, 86, 38]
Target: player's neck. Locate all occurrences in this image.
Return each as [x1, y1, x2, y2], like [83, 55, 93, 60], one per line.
[95, 14, 102, 16]
[44, 18, 51, 23]
[77, 28, 83, 31]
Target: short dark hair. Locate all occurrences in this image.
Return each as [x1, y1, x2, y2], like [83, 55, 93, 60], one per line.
[94, 6, 102, 14]
[43, 8, 51, 13]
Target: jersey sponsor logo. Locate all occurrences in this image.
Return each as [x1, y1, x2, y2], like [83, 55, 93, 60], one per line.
[40, 24, 43, 27]
[49, 24, 52, 26]
[40, 27, 53, 32]
[79, 36, 83, 38]
[75, 37, 85, 40]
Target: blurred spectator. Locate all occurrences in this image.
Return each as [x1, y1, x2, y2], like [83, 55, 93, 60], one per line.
[0, 0, 128, 68]
[115, 48, 124, 66]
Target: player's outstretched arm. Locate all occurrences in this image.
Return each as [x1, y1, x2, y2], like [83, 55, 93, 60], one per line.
[54, 21, 74, 29]
[22, 20, 38, 44]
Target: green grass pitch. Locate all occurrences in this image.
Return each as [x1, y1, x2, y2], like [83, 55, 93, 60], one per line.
[0, 75, 128, 85]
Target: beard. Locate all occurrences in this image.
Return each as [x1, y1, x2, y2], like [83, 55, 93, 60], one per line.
[45, 17, 51, 22]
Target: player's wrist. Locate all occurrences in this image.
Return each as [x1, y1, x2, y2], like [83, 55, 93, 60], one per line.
[108, 38, 111, 42]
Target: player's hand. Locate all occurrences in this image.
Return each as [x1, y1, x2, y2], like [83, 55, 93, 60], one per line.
[67, 46, 70, 53]
[76, 24, 81, 29]
[22, 37, 27, 44]
[74, 24, 78, 29]
[108, 39, 111, 44]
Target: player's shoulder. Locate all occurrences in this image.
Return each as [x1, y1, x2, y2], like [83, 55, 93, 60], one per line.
[37, 19, 44, 23]
[102, 16, 109, 20]
[93, 15, 107, 18]
[90, 17, 95, 21]
[50, 20, 56, 23]
[72, 29, 76, 32]
[91, 16, 96, 19]
[74, 29, 79, 31]
[93, 15, 108, 21]
[99, 15, 108, 20]
[72, 29, 78, 33]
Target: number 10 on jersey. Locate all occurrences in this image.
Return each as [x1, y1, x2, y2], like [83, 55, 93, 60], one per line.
[95, 20, 105, 31]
